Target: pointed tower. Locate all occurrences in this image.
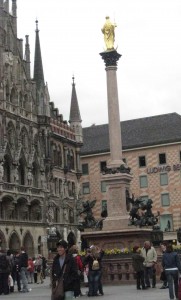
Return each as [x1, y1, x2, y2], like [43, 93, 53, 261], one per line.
[33, 20, 49, 116]
[33, 20, 44, 89]
[24, 35, 31, 79]
[69, 76, 83, 144]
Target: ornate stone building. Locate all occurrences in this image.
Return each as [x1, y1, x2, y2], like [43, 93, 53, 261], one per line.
[0, 0, 83, 257]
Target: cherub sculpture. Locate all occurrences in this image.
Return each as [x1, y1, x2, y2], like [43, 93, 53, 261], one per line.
[78, 200, 106, 231]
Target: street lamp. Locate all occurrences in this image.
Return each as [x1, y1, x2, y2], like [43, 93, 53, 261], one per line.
[151, 225, 163, 246]
[177, 228, 181, 243]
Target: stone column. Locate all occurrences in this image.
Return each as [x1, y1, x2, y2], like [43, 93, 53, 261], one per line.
[100, 50, 133, 230]
[100, 50, 124, 168]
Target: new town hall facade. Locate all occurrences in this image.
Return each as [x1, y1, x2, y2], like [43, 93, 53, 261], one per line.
[0, 0, 83, 257]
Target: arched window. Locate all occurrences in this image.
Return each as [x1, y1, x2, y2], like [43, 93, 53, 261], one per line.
[67, 149, 75, 170]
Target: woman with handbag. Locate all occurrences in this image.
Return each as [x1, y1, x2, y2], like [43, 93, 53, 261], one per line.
[51, 240, 78, 300]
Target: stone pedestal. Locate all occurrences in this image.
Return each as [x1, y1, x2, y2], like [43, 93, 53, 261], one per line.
[102, 172, 133, 231]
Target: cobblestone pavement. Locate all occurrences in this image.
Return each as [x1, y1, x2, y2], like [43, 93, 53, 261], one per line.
[0, 279, 171, 300]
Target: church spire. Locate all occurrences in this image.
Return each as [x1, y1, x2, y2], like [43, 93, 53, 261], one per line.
[69, 76, 82, 123]
[33, 20, 45, 89]
[69, 76, 83, 143]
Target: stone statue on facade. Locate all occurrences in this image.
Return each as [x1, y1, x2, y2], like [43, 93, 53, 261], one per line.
[13, 166, 19, 183]
[27, 170, 33, 186]
[0, 162, 4, 181]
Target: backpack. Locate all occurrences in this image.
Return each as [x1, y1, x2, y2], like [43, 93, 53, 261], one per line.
[92, 259, 99, 270]
[0, 255, 9, 270]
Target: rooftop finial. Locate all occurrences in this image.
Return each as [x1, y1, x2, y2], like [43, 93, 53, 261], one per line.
[35, 19, 39, 31]
[72, 75, 75, 85]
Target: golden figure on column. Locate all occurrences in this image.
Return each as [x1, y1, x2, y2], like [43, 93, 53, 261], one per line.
[101, 16, 117, 51]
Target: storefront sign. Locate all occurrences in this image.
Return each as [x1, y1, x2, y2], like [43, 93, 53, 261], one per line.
[147, 163, 181, 174]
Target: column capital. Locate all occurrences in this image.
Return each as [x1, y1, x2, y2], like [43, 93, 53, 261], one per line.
[99, 50, 121, 67]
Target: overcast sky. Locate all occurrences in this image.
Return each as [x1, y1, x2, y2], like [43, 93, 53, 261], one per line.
[16, 0, 181, 128]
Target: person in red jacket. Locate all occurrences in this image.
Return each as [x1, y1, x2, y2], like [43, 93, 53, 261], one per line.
[27, 258, 34, 284]
[69, 245, 84, 298]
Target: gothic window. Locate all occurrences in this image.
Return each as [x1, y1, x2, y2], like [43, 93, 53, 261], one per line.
[19, 92, 23, 107]
[57, 146, 63, 167]
[18, 158, 25, 185]
[34, 134, 39, 154]
[32, 161, 39, 188]
[67, 149, 75, 170]
[23, 94, 28, 110]
[5, 82, 9, 101]
[4, 155, 11, 182]
[68, 181, 72, 196]
[53, 145, 58, 165]
[72, 182, 75, 196]
[10, 87, 16, 103]
[9, 232, 21, 252]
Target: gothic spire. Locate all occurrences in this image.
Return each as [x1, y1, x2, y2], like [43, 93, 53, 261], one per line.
[69, 76, 82, 123]
[33, 20, 45, 89]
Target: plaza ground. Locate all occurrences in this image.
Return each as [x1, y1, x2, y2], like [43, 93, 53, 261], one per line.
[0, 278, 171, 300]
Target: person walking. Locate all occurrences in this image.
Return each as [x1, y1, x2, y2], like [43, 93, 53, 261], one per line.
[12, 251, 21, 292]
[0, 250, 11, 295]
[132, 245, 146, 290]
[141, 241, 157, 288]
[19, 247, 31, 293]
[51, 240, 78, 300]
[27, 257, 34, 284]
[162, 244, 181, 300]
[83, 245, 103, 297]
[69, 245, 84, 298]
[160, 242, 168, 289]
[34, 255, 43, 284]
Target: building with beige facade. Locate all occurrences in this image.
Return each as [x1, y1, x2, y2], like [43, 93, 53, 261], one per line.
[80, 112, 181, 241]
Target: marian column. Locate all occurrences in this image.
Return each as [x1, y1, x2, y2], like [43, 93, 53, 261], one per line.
[100, 17, 132, 230]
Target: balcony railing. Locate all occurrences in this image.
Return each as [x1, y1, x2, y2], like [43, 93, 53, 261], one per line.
[3, 182, 15, 191]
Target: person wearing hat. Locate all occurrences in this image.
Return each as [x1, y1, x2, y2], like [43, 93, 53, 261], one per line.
[132, 245, 147, 290]
[51, 240, 78, 300]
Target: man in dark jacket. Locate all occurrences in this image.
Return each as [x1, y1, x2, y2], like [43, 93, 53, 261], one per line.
[0, 250, 11, 295]
[12, 251, 21, 292]
[52, 240, 78, 300]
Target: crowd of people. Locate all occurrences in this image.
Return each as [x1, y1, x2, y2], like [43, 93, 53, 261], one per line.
[51, 240, 105, 299]
[132, 240, 181, 300]
[1, 239, 181, 300]
[0, 246, 47, 295]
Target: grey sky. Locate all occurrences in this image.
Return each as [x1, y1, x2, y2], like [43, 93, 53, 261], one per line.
[17, 0, 181, 127]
